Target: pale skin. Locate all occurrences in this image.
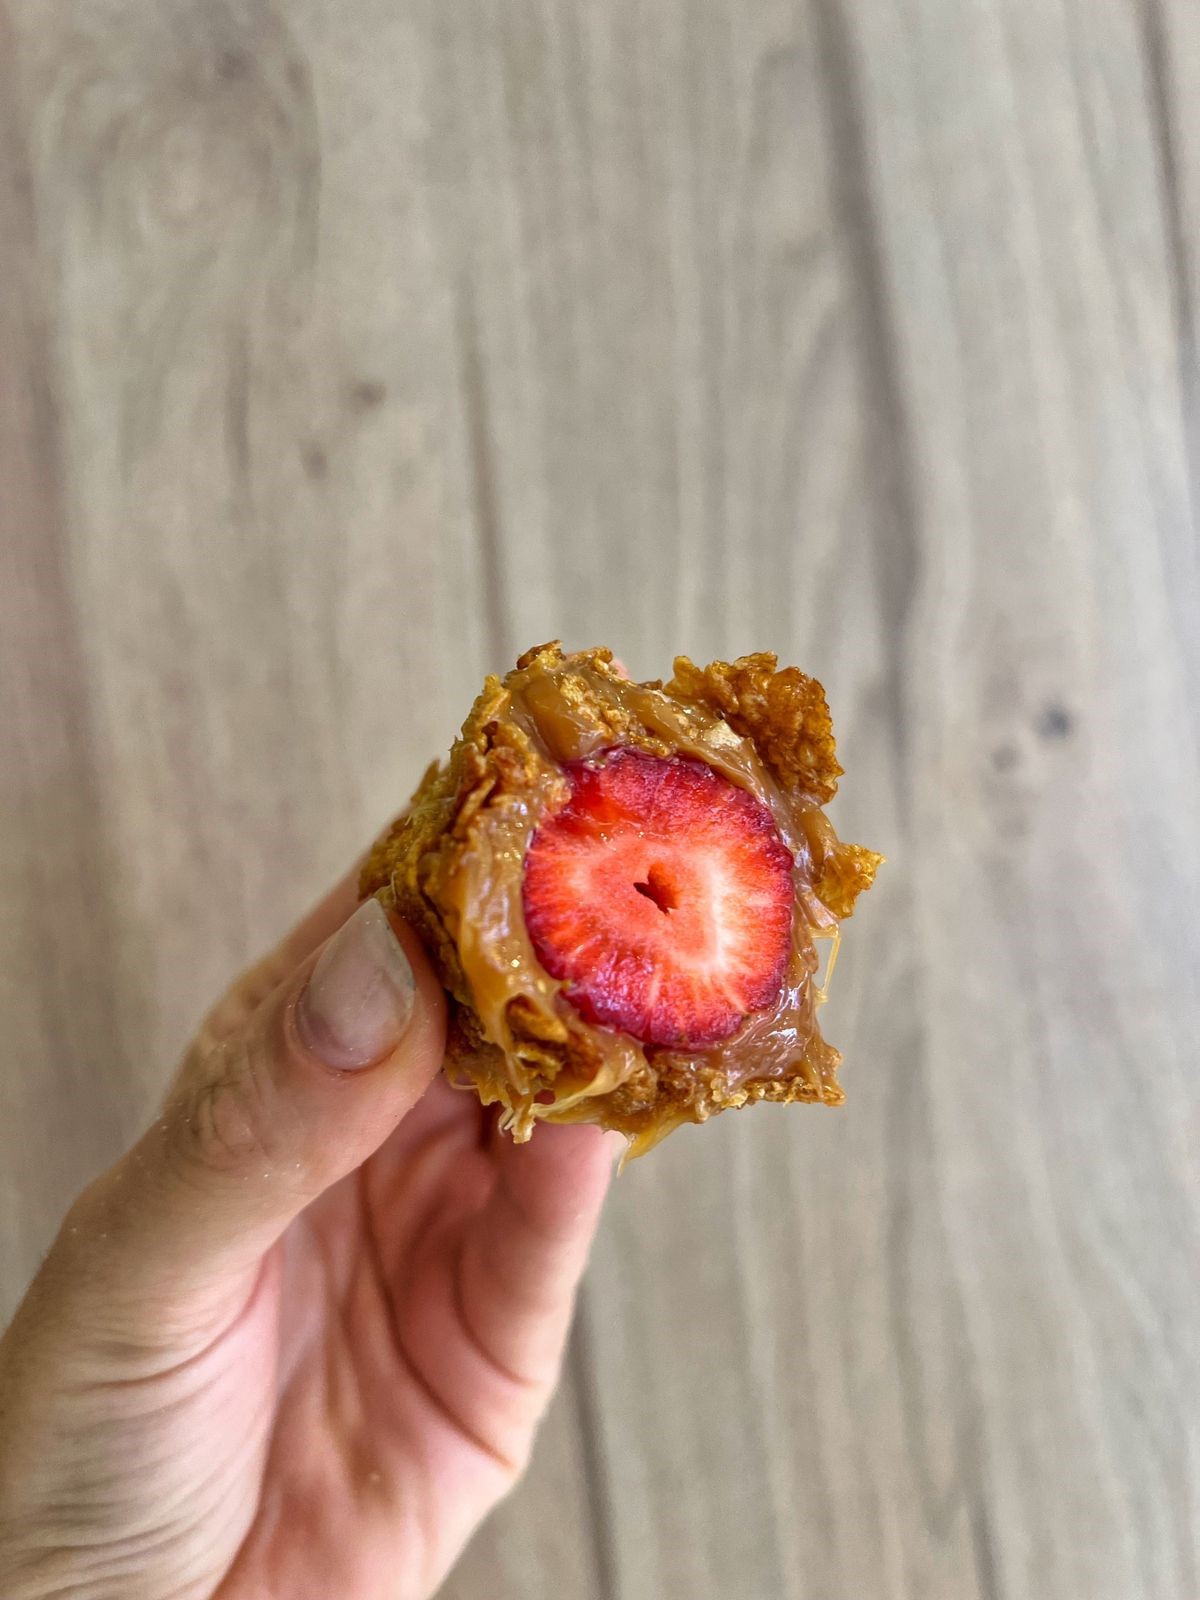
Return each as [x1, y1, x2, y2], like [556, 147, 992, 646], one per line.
[0, 872, 617, 1600]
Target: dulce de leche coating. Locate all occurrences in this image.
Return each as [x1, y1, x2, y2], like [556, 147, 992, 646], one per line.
[359, 643, 881, 1157]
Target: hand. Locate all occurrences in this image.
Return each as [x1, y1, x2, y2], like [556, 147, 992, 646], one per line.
[0, 873, 616, 1599]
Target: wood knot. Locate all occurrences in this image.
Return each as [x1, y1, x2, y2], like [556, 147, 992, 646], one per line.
[1035, 703, 1075, 741]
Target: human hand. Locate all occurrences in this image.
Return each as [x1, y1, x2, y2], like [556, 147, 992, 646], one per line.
[0, 873, 616, 1599]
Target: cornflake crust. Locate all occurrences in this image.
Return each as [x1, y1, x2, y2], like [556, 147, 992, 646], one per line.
[360, 643, 881, 1158]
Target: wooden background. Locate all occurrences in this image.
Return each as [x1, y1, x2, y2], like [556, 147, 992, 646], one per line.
[2, 2, 1198, 1597]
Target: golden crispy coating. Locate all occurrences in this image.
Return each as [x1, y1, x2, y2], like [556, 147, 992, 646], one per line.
[360, 643, 880, 1156]
[666, 652, 843, 804]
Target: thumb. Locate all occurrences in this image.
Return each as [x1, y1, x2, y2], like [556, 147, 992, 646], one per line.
[67, 899, 447, 1300]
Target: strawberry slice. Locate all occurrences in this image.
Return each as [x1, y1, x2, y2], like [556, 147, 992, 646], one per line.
[522, 749, 795, 1047]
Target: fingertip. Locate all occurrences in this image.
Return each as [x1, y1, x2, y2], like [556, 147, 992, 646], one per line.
[294, 900, 417, 1071]
[376, 908, 449, 1081]
[602, 1128, 631, 1167]
[285, 901, 447, 1078]
[511, 1118, 611, 1166]
[378, 906, 448, 1021]
[496, 1118, 616, 1236]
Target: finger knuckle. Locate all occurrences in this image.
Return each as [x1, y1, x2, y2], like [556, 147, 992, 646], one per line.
[169, 1038, 280, 1179]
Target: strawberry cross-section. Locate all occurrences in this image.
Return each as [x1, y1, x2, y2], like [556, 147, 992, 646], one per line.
[523, 751, 795, 1049]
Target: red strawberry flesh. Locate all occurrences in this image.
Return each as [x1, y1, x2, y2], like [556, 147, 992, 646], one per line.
[521, 749, 795, 1047]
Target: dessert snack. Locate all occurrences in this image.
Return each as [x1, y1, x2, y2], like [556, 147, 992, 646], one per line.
[360, 644, 881, 1157]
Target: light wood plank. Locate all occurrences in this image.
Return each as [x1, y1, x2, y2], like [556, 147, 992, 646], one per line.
[579, 0, 1200, 1597]
[840, 3, 1200, 1595]
[2, 2, 597, 1591]
[0, 6, 135, 1315]
[1151, 0, 1200, 577]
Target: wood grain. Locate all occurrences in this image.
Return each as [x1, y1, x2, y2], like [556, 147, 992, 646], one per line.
[2, 1, 1197, 1597]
